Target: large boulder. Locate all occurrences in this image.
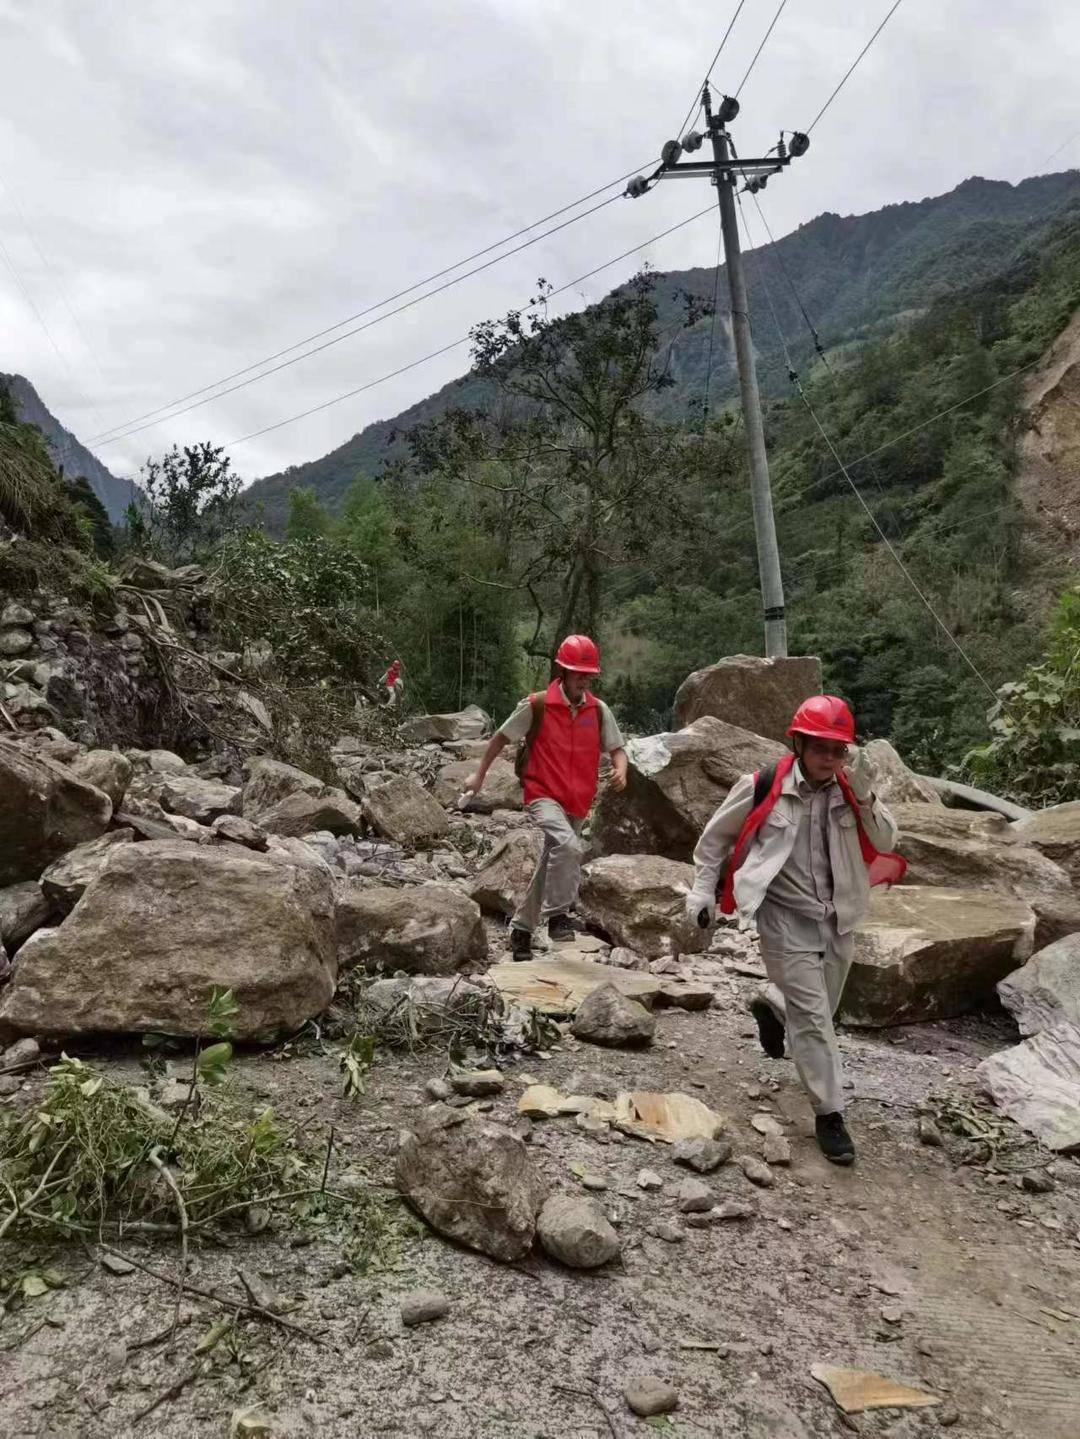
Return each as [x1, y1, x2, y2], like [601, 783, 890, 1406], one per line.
[256, 788, 362, 838]
[160, 775, 240, 825]
[361, 975, 491, 1035]
[0, 738, 113, 885]
[842, 886, 1036, 1027]
[589, 717, 783, 861]
[467, 829, 543, 916]
[434, 758, 523, 813]
[892, 802, 1080, 947]
[0, 882, 54, 954]
[336, 882, 487, 975]
[241, 756, 324, 822]
[398, 706, 492, 745]
[997, 933, 1080, 1038]
[68, 750, 134, 809]
[859, 739, 941, 806]
[40, 829, 135, 914]
[0, 840, 336, 1041]
[362, 775, 449, 846]
[579, 854, 708, 958]
[672, 654, 821, 742]
[978, 1020, 1080, 1152]
[396, 1107, 546, 1261]
[1012, 801, 1080, 887]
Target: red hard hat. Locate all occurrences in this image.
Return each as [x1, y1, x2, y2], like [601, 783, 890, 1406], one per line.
[787, 694, 855, 744]
[554, 634, 601, 674]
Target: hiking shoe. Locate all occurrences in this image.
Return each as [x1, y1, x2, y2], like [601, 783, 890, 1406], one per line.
[547, 913, 576, 944]
[815, 1112, 856, 1166]
[749, 995, 786, 1059]
[510, 928, 533, 962]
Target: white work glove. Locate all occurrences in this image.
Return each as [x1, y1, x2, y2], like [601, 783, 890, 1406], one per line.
[844, 747, 875, 803]
[685, 887, 716, 929]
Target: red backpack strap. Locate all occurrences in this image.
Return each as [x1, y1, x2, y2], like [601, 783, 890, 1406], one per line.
[835, 769, 907, 888]
[718, 755, 794, 912]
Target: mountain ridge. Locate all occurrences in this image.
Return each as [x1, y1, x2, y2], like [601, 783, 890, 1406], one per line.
[2, 374, 138, 524]
[242, 169, 1080, 531]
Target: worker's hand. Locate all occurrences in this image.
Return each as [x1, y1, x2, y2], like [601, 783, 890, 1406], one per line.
[463, 770, 485, 795]
[609, 750, 629, 793]
[685, 887, 715, 929]
[843, 747, 875, 802]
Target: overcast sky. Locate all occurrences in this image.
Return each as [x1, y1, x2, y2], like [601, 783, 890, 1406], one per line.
[1, 0, 1077, 485]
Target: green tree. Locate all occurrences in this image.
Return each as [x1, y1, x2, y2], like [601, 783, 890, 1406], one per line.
[137, 442, 241, 561]
[66, 476, 115, 558]
[286, 486, 329, 541]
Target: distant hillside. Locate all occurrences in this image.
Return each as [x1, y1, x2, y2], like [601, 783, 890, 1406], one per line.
[2, 374, 139, 524]
[244, 170, 1080, 532]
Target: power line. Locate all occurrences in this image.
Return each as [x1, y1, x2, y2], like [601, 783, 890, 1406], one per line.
[805, 0, 905, 134]
[89, 165, 655, 446]
[734, 0, 791, 99]
[673, 0, 750, 142]
[791, 373, 997, 697]
[225, 204, 717, 450]
[93, 188, 630, 449]
[1039, 128, 1080, 169]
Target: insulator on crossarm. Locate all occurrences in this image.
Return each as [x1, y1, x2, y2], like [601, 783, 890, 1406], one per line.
[717, 95, 740, 124]
[626, 175, 650, 198]
[789, 131, 810, 157]
[776, 135, 788, 159]
[682, 130, 704, 153]
[661, 139, 683, 167]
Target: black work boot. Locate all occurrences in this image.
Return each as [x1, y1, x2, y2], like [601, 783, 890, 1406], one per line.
[547, 913, 576, 944]
[510, 928, 533, 962]
[815, 1112, 856, 1166]
[749, 995, 786, 1060]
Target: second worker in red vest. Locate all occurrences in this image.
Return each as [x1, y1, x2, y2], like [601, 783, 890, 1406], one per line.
[684, 696, 902, 1167]
[465, 635, 628, 960]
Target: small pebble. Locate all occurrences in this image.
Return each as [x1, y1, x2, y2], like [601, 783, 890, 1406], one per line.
[624, 1377, 679, 1417]
[637, 1169, 664, 1191]
[763, 1134, 791, 1166]
[649, 1221, 685, 1244]
[401, 1290, 450, 1327]
[425, 1078, 452, 1101]
[737, 1154, 775, 1188]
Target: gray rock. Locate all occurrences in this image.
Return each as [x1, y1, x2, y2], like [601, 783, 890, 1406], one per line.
[435, 758, 522, 813]
[449, 1069, 505, 1097]
[398, 706, 491, 744]
[40, 829, 135, 914]
[570, 982, 655, 1047]
[0, 882, 54, 952]
[363, 775, 450, 847]
[68, 750, 133, 809]
[0, 601, 34, 627]
[400, 1290, 450, 1326]
[425, 1077, 452, 1101]
[649, 1220, 685, 1244]
[713, 1198, 756, 1220]
[0, 628, 34, 657]
[737, 1154, 775, 1188]
[466, 829, 542, 917]
[160, 774, 240, 825]
[3, 1037, 41, 1067]
[672, 1138, 731, 1173]
[637, 1168, 664, 1191]
[977, 1018, 1080, 1151]
[241, 756, 324, 821]
[143, 750, 189, 775]
[676, 1178, 713, 1213]
[536, 1192, 620, 1269]
[336, 882, 487, 976]
[624, 1377, 679, 1418]
[211, 814, 269, 851]
[256, 787, 362, 838]
[998, 933, 1080, 1037]
[762, 1134, 791, 1166]
[396, 1108, 545, 1262]
[0, 738, 112, 885]
[580, 854, 708, 959]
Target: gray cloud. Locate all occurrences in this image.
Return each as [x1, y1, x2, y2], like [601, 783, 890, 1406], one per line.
[1, 0, 1076, 484]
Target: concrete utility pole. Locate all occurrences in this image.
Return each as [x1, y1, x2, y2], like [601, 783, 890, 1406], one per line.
[628, 87, 810, 659]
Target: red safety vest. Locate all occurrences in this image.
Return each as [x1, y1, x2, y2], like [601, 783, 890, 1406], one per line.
[522, 681, 603, 819]
[719, 752, 906, 915]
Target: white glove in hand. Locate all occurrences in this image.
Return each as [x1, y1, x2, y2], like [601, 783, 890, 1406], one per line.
[685, 888, 716, 929]
[844, 747, 875, 802]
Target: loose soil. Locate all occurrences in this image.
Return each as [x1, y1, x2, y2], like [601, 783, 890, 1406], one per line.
[2, 942, 1078, 1439]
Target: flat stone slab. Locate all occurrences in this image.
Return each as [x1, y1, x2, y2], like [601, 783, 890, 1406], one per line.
[489, 954, 666, 1014]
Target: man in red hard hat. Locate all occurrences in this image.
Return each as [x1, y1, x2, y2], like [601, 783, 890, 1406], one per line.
[684, 695, 902, 1165]
[465, 635, 628, 959]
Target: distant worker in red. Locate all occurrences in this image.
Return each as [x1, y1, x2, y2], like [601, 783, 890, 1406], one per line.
[685, 696, 903, 1165]
[465, 635, 628, 960]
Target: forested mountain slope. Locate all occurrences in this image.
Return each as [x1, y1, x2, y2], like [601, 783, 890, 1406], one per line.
[244, 171, 1080, 532]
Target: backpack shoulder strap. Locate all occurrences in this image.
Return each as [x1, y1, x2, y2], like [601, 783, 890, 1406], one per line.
[514, 693, 547, 778]
[752, 764, 777, 810]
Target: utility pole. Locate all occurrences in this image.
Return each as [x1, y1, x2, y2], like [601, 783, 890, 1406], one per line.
[627, 88, 810, 659]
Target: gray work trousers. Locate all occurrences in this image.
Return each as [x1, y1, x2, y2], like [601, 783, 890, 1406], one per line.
[511, 798, 585, 934]
[757, 903, 854, 1116]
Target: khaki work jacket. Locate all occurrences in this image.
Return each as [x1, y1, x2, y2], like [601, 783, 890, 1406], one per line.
[691, 767, 899, 934]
